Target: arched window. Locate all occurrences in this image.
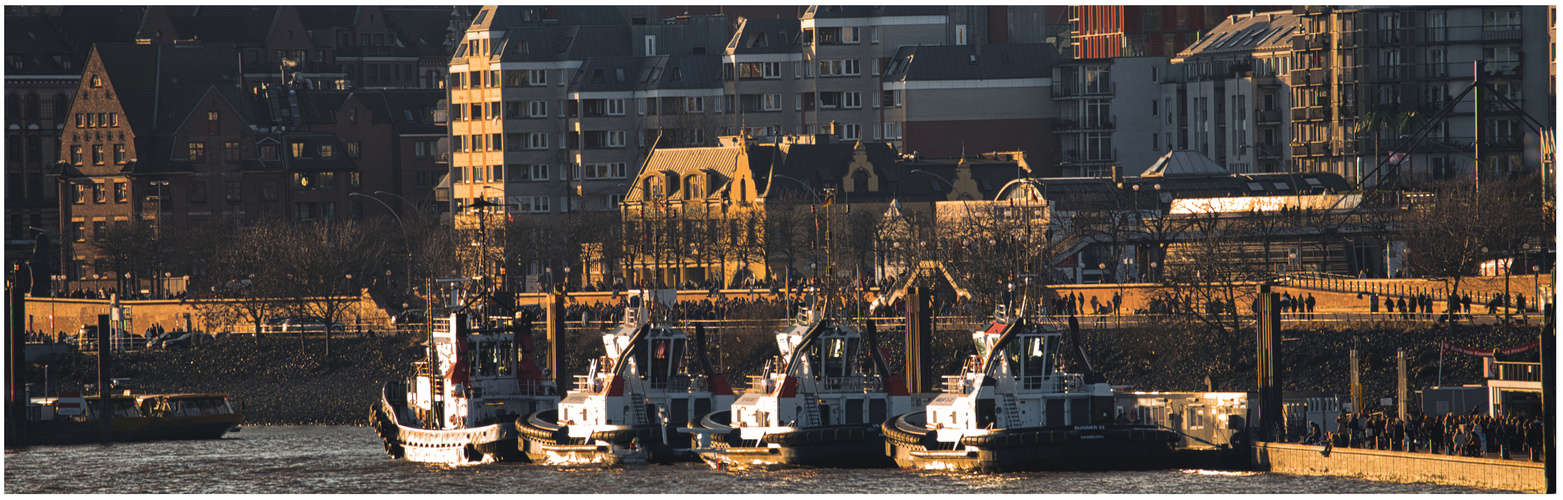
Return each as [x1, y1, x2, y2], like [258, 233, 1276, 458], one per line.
[23, 94, 39, 120]
[852, 169, 869, 194]
[53, 94, 69, 119]
[6, 94, 19, 120]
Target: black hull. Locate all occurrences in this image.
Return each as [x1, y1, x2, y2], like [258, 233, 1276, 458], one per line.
[19, 415, 240, 447]
[516, 409, 685, 464]
[883, 413, 1178, 473]
[371, 383, 524, 463]
[700, 425, 893, 469]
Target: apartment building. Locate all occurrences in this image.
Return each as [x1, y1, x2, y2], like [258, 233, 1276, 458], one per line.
[1290, 5, 1553, 186]
[1070, 6, 1256, 59]
[1163, 10, 1297, 174]
[886, 43, 1061, 161]
[1051, 56, 1167, 178]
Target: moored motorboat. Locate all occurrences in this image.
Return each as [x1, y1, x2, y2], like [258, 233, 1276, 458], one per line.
[883, 293, 1178, 472]
[687, 302, 916, 469]
[371, 311, 558, 464]
[517, 291, 735, 465]
[22, 391, 241, 445]
[133, 393, 243, 440]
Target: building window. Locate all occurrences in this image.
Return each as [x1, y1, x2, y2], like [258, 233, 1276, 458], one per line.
[346, 141, 361, 158]
[763, 94, 783, 111]
[225, 181, 241, 201]
[208, 110, 220, 133]
[290, 142, 306, 158]
[530, 164, 550, 181]
[73, 222, 85, 242]
[529, 100, 548, 118]
[93, 183, 106, 203]
[840, 123, 860, 141]
[817, 59, 860, 76]
[414, 140, 431, 159]
[91, 145, 104, 165]
[883, 122, 902, 140]
[607, 130, 626, 148]
[224, 141, 240, 161]
[528, 132, 549, 150]
[320, 143, 335, 158]
[684, 97, 705, 113]
[955, 24, 967, 45]
[260, 144, 278, 160]
[416, 171, 431, 188]
[606, 99, 625, 116]
[843, 91, 862, 108]
[73, 184, 85, 204]
[71, 145, 82, 165]
[114, 182, 127, 203]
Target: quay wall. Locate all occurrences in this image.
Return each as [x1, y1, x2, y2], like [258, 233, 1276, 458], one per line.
[1252, 442, 1545, 493]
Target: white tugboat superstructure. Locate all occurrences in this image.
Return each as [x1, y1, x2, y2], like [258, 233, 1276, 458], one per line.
[517, 291, 735, 465]
[688, 303, 917, 469]
[883, 297, 1178, 472]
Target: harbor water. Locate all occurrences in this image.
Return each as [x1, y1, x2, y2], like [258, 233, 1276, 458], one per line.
[3, 426, 1511, 494]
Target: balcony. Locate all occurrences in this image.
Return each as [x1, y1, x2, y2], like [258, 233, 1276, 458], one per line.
[1257, 109, 1282, 124]
[1493, 361, 1541, 382]
[1481, 28, 1523, 42]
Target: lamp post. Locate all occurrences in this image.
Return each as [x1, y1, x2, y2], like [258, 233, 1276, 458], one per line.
[148, 180, 169, 299]
[350, 192, 414, 297]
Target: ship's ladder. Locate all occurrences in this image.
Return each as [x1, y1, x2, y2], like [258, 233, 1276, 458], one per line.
[629, 387, 651, 425]
[999, 392, 1022, 428]
[800, 381, 823, 427]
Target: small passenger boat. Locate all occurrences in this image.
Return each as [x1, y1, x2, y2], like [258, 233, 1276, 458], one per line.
[133, 393, 243, 440]
[516, 291, 735, 465]
[371, 311, 558, 463]
[883, 292, 1178, 472]
[22, 391, 241, 445]
[688, 302, 915, 469]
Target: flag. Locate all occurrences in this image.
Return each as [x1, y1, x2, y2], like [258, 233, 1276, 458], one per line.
[821, 191, 835, 207]
[1387, 151, 1407, 165]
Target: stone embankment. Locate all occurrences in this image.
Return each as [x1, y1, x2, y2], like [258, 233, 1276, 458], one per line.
[24, 321, 1540, 425]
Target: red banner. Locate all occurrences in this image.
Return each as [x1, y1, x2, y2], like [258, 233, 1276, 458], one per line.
[1440, 340, 1540, 356]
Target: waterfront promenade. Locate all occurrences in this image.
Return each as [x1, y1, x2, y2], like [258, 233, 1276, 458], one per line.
[1254, 441, 1545, 493]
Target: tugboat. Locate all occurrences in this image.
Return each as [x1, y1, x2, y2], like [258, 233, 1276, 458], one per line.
[882, 289, 1179, 472]
[371, 310, 558, 463]
[688, 297, 915, 469]
[516, 291, 735, 465]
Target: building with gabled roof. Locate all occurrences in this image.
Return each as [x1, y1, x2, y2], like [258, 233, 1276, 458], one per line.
[619, 133, 1027, 288]
[50, 42, 250, 293]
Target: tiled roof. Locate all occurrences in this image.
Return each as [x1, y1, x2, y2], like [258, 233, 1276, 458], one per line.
[386, 7, 463, 58]
[1177, 10, 1297, 60]
[884, 44, 1059, 82]
[5, 14, 80, 75]
[727, 18, 800, 55]
[295, 6, 360, 31]
[643, 54, 722, 91]
[92, 43, 245, 137]
[1140, 150, 1230, 177]
[166, 9, 277, 44]
[570, 56, 650, 93]
[802, 6, 948, 20]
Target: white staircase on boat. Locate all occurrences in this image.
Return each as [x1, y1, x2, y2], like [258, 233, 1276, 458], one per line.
[999, 393, 1022, 428]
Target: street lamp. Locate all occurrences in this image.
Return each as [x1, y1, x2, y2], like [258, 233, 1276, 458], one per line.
[148, 180, 169, 299]
[350, 192, 414, 297]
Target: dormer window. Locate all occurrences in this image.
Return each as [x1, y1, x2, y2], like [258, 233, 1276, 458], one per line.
[90, 75, 102, 87]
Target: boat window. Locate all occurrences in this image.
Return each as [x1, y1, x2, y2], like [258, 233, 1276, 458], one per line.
[476, 340, 498, 377]
[820, 337, 856, 378]
[497, 341, 514, 377]
[647, 338, 673, 386]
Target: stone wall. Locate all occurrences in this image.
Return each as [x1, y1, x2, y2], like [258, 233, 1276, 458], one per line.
[1253, 441, 1544, 493]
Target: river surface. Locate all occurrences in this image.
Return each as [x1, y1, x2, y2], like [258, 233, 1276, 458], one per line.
[4, 426, 1509, 494]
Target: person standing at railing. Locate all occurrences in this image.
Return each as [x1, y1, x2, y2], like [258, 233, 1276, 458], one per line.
[1305, 294, 1316, 320]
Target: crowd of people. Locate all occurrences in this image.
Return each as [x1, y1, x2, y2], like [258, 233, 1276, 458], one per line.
[1318, 411, 1546, 462]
